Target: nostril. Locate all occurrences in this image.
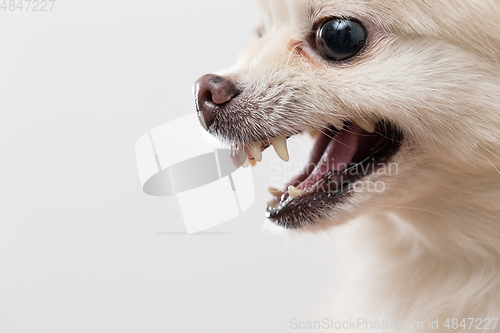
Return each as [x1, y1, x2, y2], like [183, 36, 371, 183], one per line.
[194, 74, 240, 129]
[200, 90, 213, 107]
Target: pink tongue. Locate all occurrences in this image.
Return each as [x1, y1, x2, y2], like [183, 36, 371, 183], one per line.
[297, 127, 364, 191]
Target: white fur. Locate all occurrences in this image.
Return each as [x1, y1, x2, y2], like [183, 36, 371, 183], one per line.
[216, 0, 500, 330]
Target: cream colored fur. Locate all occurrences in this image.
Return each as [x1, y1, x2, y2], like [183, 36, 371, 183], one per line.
[216, 0, 500, 331]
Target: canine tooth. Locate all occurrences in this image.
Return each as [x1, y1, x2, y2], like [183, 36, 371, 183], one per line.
[288, 186, 303, 199]
[268, 187, 282, 197]
[308, 130, 320, 139]
[249, 142, 263, 162]
[353, 117, 376, 133]
[271, 136, 289, 162]
[242, 157, 250, 168]
[249, 159, 257, 167]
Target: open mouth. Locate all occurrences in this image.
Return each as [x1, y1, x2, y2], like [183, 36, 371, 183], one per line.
[244, 120, 403, 229]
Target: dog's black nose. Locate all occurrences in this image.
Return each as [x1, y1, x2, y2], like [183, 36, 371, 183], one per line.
[194, 74, 239, 129]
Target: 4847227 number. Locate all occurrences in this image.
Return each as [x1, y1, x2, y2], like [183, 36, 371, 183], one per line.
[442, 318, 498, 330]
[1, 0, 56, 11]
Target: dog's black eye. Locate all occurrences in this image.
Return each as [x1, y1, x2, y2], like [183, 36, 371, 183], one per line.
[316, 18, 366, 61]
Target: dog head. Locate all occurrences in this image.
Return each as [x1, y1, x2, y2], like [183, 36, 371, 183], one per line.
[194, 0, 500, 230]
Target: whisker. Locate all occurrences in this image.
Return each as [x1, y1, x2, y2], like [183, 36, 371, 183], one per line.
[318, 128, 358, 150]
[295, 134, 323, 160]
[286, 44, 300, 67]
[282, 33, 300, 58]
[480, 148, 500, 176]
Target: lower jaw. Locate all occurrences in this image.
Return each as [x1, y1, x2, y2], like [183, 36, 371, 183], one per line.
[266, 124, 402, 229]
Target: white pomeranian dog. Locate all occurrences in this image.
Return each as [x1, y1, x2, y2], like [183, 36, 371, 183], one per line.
[194, 0, 500, 331]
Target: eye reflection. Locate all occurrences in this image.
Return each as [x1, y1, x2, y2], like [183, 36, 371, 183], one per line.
[316, 18, 366, 61]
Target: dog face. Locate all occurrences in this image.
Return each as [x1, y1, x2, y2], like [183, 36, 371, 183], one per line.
[194, 0, 500, 230]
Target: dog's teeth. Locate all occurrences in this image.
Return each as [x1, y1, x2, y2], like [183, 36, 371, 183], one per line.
[242, 157, 250, 168]
[271, 136, 289, 162]
[249, 142, 263, 162]
[288, 186, 303, 199]
[268, 187, 282, 197]
[353, 117, 376, 133]
[249, 159, 257, 167]
[308, 130, 320, 139]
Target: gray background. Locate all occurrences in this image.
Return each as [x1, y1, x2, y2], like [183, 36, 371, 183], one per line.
[0, 1, 339, 332]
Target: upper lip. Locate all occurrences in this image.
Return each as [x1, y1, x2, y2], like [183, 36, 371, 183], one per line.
[240, 117, 378, 165]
